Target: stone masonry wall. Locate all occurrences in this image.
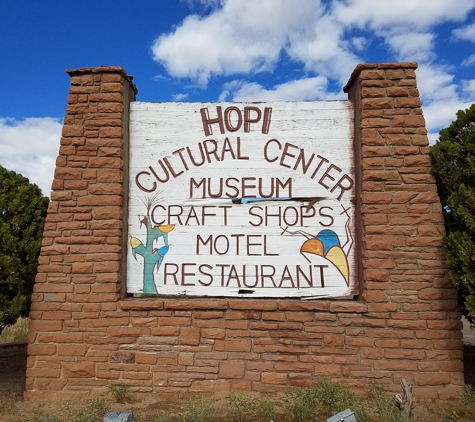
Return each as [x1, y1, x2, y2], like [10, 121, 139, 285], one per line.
[25, 63, 463, 401]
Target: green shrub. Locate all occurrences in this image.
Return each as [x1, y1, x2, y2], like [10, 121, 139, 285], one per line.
[177, 395, 215, 422]
[226, 392, 275, 422]
[430, 104, 475, 321]
[0, 166, 49, 334]
[60, 398, 109, 422]
[226, 392, 256, 422]
[255, 397, 275, 422]
[464, 384, 475, 404]
[313, 378, 368, 422]
[107, 385, 128, 404]
[283, 379, 368, 422]
[12, 399, 108, 422]
[367, 383, 409, 422]
[153, 413, 175, 422]
[283, 386, 319, 421]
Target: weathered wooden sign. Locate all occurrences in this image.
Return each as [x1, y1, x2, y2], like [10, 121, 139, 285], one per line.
[127, 101, 356, 298]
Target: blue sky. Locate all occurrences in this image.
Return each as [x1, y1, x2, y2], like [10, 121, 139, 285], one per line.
[1, 0, 475, 195]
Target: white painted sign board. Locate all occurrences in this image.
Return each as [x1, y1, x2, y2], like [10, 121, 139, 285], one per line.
[127, 101, 357, 298]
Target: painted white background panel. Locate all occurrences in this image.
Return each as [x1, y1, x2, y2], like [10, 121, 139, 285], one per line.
[127, 101, 356, 298]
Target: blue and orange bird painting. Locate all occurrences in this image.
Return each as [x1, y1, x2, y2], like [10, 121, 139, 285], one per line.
[281, 205, 353, 286]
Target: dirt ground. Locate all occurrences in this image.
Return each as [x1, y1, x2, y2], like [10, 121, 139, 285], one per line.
[0, 353, 27, 397]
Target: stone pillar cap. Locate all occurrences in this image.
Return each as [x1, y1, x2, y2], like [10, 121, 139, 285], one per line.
[66, 66, 138, 95]
[343, 62, 418, 93]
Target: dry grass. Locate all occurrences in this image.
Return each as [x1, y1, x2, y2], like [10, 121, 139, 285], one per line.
[1, 382, 475, 422]
[0, 317, 29, 344]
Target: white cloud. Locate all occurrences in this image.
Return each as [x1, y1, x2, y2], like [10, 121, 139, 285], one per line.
[152, 0, 475, 88]
[332, 0, 475, 30]
[427, 131, 440, 145]
[385, 32, 435, 62]
[0, 117, 62, 196]
[172, 93, 189, 101]
[423, 98, 473, 136]
[152, 0, 322, 86]
[462, 54, 475, 66]
[181, 0, 222, 9]
[285, 15, 360, 84]
[462, 78, 475, 96]
[416, 64, 458, 103]
[219, 79, 246, 101]
[415, 63, 474, 144]
[152, 74, 172, 81]
[350, 37, 367, 51]
[453, 21, 475, 41]
[223, 76, 342, 102]
[152, 13, 280, 86]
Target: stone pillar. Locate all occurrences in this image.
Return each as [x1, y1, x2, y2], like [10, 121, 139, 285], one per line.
[26, 67, 137, 400]
[344, 63, 463, 399]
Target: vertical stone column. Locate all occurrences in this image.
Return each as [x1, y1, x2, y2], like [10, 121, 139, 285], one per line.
[344, 63, 463, 399]
[26, 67, 137, 400]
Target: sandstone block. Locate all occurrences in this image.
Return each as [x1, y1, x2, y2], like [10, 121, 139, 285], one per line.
[261, 372, 288, 384]
[215, 340, 251, 352]
[219, 361, 245, 378]
[415, 373, 451, 386]
[180, 327, 201, 346]
[62, 362, 95, 378]
[62, 125, 84, 137]
[110, 351, 136, 363]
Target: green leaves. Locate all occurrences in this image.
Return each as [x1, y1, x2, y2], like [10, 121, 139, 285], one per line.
[0, 166, 48, 333]
[430, 104, 475, 321]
